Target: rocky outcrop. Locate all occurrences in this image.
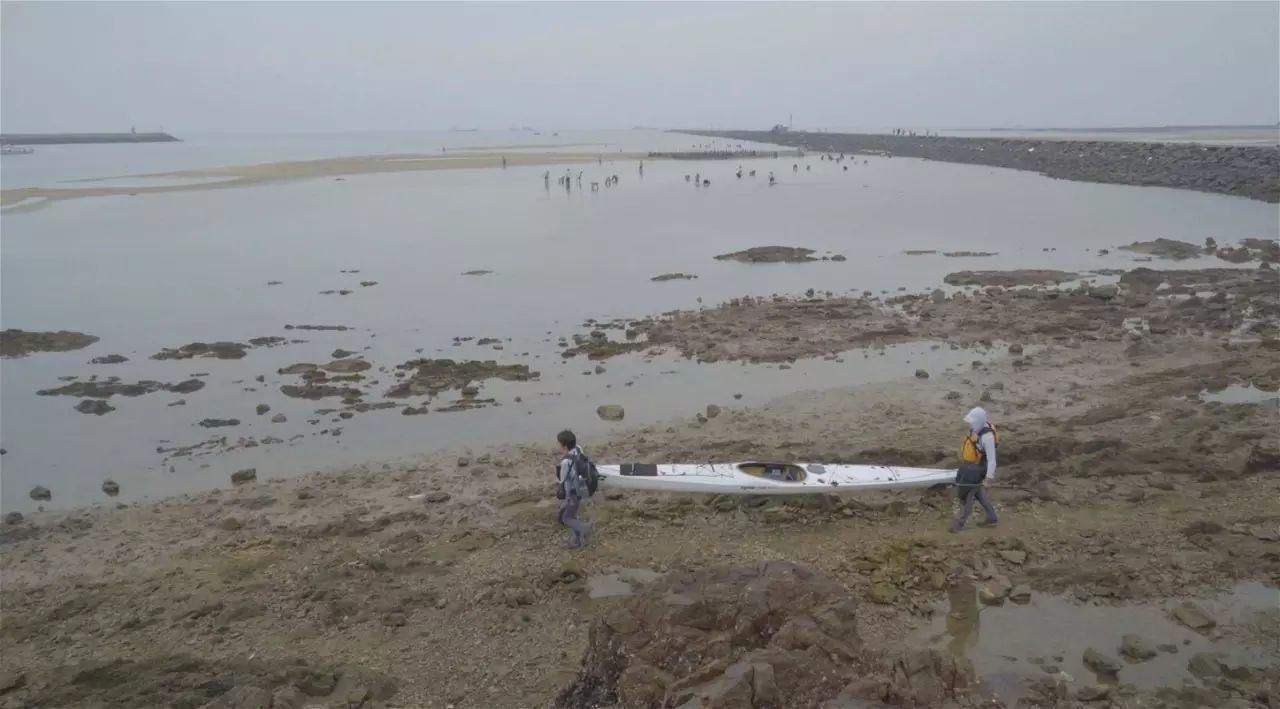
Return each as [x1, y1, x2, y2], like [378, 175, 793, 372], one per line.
[687, 130, 1280, 203]
[714, 246, 817, 263]
[555, 561, 977, 708]
[1, 330, 99, 358]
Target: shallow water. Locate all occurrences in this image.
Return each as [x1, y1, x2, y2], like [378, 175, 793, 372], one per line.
[1200, 383, 1280, 406]
[2, 131, 1276, 510]
[915, 581, 1280, 699]
[586, 568, 664, 599]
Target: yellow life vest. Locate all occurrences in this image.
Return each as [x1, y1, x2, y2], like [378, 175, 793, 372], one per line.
[960, 424, 999, 464]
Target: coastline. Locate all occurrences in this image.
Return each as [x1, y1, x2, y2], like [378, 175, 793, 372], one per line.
[684, 129, 1280, 203]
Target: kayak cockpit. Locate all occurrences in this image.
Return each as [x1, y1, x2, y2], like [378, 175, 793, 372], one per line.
[738, 462, 807, 482]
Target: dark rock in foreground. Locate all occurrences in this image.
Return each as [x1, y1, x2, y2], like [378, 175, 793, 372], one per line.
[688, 129, 1280, 203]
[1, 330, 99, 358]
[555, 561, 978, 708]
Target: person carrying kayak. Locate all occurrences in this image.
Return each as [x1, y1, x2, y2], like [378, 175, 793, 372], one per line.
[949, 406, 999, 532]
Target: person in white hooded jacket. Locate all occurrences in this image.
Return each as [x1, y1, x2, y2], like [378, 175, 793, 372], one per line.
[950, 406, 999, 532]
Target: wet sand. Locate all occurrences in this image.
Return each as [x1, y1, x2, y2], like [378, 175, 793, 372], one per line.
[1, 267, 1277, 707]
[0, 151, 645, 209]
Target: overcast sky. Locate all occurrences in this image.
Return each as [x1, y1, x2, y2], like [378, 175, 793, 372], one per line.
[3, 1, 1277, 133]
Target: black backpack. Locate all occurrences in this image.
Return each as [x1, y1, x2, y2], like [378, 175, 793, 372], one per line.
[574, 453, 600, 497]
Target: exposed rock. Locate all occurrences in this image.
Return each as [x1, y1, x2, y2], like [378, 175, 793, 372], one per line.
[462, 269, 493, 276]
[1187, 652, 1224, 678]
[256, 404, 271, 415]
[914, 369, 929, 379]
[943, 251, 997, 257]
[278, 363, 319, 375]
[281, 383, 362, 400]
[944, 270, 1078, 287]
[650, 273, 698, 282]
[597, 405, 625, 421]
[151, 341, 251, 361]
[75, 399, 115, 415]
[89, 354, 128, 364]
[270, 413, 287, 423]
[322, 359, 371, 374]
[1243, 444, 1280, 474]
[1, 329, 99, 358]
[230, 468, 257, 486]
[101, 480, 120, 497]
[198, 418, 240, 428]
[29, 485, 51, 501]
[830, 254, 847, 262]
[168, 379, 206, 394]
[424, 492, 451, 503]
[705, 404, 722, 419]
[1008, 584, 1032, 603]
[3, 512, 24, 525]
[359, 281, 378, 287]
[904, 250, 938, 255]
[1119, 238, 1203, 260]
[1170, 602, 1215, 631]
[39, 380, 167, 398]
[331, 349, 355, 358]
[714, 246, 817, 263]
[385, 359, 538, 398]
[1088, 284, 1120, 300]
[998, 549, 1027, 565]
[284, 324, 350, 331]
[1082, 648, 1122, 676]
[1119, 634, 1157, 662]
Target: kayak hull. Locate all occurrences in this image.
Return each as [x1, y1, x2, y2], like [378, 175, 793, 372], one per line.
[595, 461, 955, 495]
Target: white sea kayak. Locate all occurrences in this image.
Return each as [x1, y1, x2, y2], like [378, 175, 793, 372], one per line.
[594, 462, 955, 496]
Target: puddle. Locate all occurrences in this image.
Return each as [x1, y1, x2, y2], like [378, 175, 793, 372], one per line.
[586, 568, 664, 599]
[1200, 383, 1280, 406]
[914, 581, 1279, 700]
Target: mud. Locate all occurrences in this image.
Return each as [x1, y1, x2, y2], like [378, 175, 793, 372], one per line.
[713, 246, 819, 263]
[0, 329, 99, 358]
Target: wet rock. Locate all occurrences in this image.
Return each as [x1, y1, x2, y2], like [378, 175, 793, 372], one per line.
[944, 270, 1078, 287]
[385, 358, 537, 398]
[75, 399, 115, 415]
[705, 404, 722, 419]
[168, 378, 205, 394]
[41, 380, 167, 398]
[169, 399, 185, 407]
[1007, 343, 1024, 354]
[461, 269, 493, 276]
[714, 246, 818, 263]
[1157, 643, 1179, 654]
[359, 281, 378, 287]
[943, 251, 997, 257]
[151, 341, 251, 361]
[650, 273, 698, 282]
[1171, 602, 1215, 631]
[1187, 652, 1224, 678]
[218, 517, 243, 531]
[556, 561, 874, 709]
[998, 549, 1027, 565]
[285, 324, 350, 331]
[597, 405, 625, 421]
[230, 468, 257, 486]
[29, 485, 51, 501]
[424, 492, 451, 503]
[254, 404, 270, 416]
[914, 369, 929, 379]
[1088, 284, 1120, 300]
[322, 359, 371, 374]
[1, 329, 99, 358]
[830, 254, 847, 262]
[89, 354, 128, 364]
[1119, 634, 1157, 662]
[1082, 648, 1123, 676]
[1120, 238, 1203, 260]
[1008, 584, 1032, 603]
[1076, 684, 1111, 701]
[198, 418, 240, 428]
[281, 383, 362, 400]
[1243, 444, 1280, 474]
[3, 511, 23, 525]
[278, 363, 318, 375]
[401, 406, 428, 416]
[867, 582, 898, 605]
[270, 413, 287, 423]
[101, 480, 120, 497]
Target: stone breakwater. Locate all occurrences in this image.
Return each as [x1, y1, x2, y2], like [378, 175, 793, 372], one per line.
[686, 130, 1280, 202]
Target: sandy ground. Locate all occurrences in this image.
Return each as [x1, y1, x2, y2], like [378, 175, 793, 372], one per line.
[1, 278, 1277, 707]
[0, 151, 643, 210]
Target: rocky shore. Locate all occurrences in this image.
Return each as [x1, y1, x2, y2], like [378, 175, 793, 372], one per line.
[686, 130, 1280, 203]
[1, 263, 1277, 708]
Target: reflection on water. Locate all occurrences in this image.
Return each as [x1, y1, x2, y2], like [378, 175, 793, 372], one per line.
[917, 581, 1280, 698]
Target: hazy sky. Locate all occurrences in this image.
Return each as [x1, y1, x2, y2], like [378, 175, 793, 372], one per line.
[3, 1, 1277, 133]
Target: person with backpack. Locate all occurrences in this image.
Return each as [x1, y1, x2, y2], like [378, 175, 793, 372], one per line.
[949, 407, 999, 533]
[555, 429, 597, 549]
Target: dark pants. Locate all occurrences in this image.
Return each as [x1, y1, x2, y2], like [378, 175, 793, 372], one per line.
[953, 486, 997, 529]
[558, 495, 588, 546]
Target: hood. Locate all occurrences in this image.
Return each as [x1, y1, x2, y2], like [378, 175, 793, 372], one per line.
[964, 407, 988, 433]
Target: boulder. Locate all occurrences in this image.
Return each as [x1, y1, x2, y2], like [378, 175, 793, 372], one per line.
[914, 369, 929, 379]
[706, 404, 722, 419]
[1170, 602, 1215, 631]
[271, 414, 287, 423]
[256, 404, 271, 415]
[1082, 648, 1122, 676]
[3, 511, 24, 525]
[230, 468, 257, 486]
[1119, 633, 1157, 662]
[29, 485, 51, 501]
[597, 405, 625, 421]
[101, 480, 120, 497]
